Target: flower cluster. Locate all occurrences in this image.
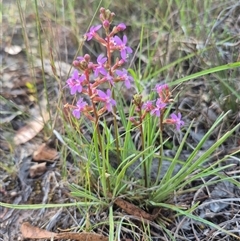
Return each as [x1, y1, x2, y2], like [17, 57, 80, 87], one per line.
[131, 84, 184, 131]
[65, 8, 133, 120]
[65, 7, 184, 132]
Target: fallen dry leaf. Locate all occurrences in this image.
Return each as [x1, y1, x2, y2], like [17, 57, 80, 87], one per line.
[33, 143, 59, 162]
[21, 222, 109, 240]
[13, 111, 49, 145]
[21, 222, 56, 239]
[56, 232, 109, 241]
[4, 45, 22, 55]
[114, 198, 157, 221]
[29, 162, 47, 178]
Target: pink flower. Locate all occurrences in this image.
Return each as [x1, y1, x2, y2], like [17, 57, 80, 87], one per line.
[154, 84, 170, 103]
[103, 72, 114, 85]
[113, 35, 132, 61]
[94, 54, 107, 77]
[67, 70, 85, 95]
[116, 23, 126, 31]
[85, 25, 102, 41]
[115, 68, 133, 89]
[154, 84, 169, 94]
[76, 56, 85, 61]
[72, 98, 88, 119]
[169, 113, 184, 130]
[142, 100, 154, 112]
[150, 98, 166, 117]
[97, 89, 116, 111]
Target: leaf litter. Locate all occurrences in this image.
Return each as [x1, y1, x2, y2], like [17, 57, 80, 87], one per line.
[13, 107, 49, 145]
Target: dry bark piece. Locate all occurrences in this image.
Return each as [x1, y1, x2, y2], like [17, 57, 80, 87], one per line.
[29, 162, 47, 178]
[33, 143, 59, 162]
[114, 198, 157, 221]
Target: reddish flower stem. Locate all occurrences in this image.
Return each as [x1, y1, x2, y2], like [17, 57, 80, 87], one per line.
[106, 35, 121, 166]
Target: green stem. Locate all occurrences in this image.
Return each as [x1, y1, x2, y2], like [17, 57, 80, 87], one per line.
[112, 92, 121, 166]
[139, 118, 147, 187]
[156, 109, 165, 183]
[34, 0, 52, 129]
[89, 89, 102, 153]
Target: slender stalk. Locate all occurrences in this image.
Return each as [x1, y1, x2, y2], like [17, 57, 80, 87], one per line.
[106, 36, 121, 166]
[85, 70, 111, 193]
[112, 92, 121, 165]
[85, 71, 103, 154]
[133, 95, 148, 186]
[139, 118, 147, 187]
[34, 0, 52, 129]
[17, 0, 50, 132]
[156, 109, 165, 183]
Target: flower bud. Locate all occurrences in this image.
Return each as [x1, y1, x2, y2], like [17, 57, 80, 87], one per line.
[100, 13, 104, 22]
[109, 12, 115, 23]
[73, 60, 80, 68]
[99, 8, 115, 24]
[129, 116, 135, 123]
[84, 54, 90, 62]
[100, 7, 105, 14]
[129, 116, 138, 126]
[116, 23, 126, 31]
[133, 94, 142, 106]
[74, 55, 90, 71]
[105, 9, 112, 20]
[103, 20, 110, 29]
